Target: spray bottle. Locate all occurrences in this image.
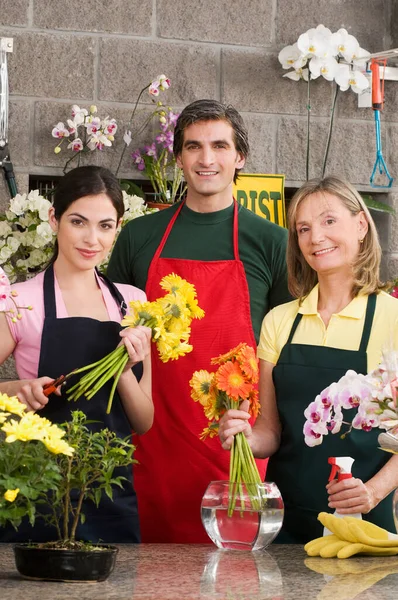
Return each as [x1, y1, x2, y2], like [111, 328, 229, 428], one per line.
[323, 456, 362, 536]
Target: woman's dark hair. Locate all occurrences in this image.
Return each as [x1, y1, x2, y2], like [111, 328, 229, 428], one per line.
[49, 165, 124, 265]
[173, 99, 249, 183]
[53, 165, 124, 221]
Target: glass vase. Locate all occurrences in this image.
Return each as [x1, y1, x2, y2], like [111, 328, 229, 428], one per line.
[201, 481, 284, 551]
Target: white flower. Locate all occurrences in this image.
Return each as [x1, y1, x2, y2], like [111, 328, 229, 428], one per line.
[283, 68, 309, 82]
[9, 194, 28, 216]
[71, 105, 88, 126]
[52, 122, 70, 139]
[309, 56, 338, 81]
[7, 237, 20, 253]
[297, 28, 330, 59]
[123, 131, 132, 146]
[278, 44, 306, 70]
[67, 138, 83, 152]
[331, 28, 360, 62]
[35, 222, 55, 248]
[335, 64, 369, 93]
[87, 132, 112, 151]
[0, 221, 12, 237]
[0, 246, 13, 263]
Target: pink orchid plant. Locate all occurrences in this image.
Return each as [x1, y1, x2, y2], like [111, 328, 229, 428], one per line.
[0, 266, 32, 321]
[303, 355, 398, 447]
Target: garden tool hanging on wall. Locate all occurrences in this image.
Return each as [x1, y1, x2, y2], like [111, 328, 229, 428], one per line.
[0, 38, 17, 199]
[369, 58, 393, 188]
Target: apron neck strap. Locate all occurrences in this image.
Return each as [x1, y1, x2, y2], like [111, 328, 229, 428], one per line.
[43, 264, 57, 319]
[286, 293, 377, 351]
[43, 264, 128, 319]
[96, 269, 127, 317]
[152, 199, 240, 261]
[358, 293, 376, 353]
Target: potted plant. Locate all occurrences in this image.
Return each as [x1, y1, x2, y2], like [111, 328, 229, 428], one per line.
[130, 105, 186, 207]
[0, 397, 136, 582]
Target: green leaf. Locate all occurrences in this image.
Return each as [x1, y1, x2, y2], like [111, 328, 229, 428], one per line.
[361, 194, 395, 214]
[119, 179, 145, 199]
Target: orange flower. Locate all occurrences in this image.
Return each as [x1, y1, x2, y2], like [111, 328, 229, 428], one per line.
[238, 345, 259, 384]
[200, 424, 219, 440]
[247, 388, 260, 418]
[216, 362, 253, 400]
[210, 342, 246, 365]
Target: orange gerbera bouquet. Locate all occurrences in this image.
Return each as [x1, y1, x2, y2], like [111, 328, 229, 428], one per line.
[190, 343, 262, 514]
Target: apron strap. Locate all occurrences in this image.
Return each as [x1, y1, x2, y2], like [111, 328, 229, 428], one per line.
[358, 294, 377, 352]
[152, 201, 184, 261]
[151, 199, 240, 262]
[96, 269, 127, 317]
[286, 312, 303, 344]
[43, 264, 57, 319]
[43, 264, 128, 319]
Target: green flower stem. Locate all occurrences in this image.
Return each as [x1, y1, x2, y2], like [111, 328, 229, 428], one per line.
[306, 73, 311, 181]
[66, 346, 126, 398]
[321, 82, 339, 178]
[107, 353, 130, 414]
[71, 354, 123, 401]
[115, 84, 150, 177]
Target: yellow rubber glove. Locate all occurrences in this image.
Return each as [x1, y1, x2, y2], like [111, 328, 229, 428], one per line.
[337, 542, 398, 558]
[346, 520, 398, 548]
[305, 535, 351, 557]
[317, 512, 357, 542]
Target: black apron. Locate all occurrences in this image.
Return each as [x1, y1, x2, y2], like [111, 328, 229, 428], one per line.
[268, 294, 395, 544]
[0, 265, 142, 543]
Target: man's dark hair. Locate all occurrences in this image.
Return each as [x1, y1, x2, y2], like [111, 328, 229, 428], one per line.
[173, 99, 249, 182]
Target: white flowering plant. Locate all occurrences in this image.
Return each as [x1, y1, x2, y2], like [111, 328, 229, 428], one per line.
[0, 190, 156, 282]
[52, 104, 118, 173]
[303, 350, 398, 448]
[278, 25, 370, 179]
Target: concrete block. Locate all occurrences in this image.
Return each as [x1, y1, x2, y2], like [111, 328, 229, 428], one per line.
[8, 33, 95, 99]
[34, 101, 160, 179]
[222, 49, 332, 116]
[157, 0, 273, 46]
[8, 99, 31, 167]
[0, 173, 28, 212]
[386, 192, 398, 253]
[387, 255, 398, 280]
[338, 81, 398, 123]
[276, 116, 329, 182]
[99, 39, 217, 105]
[0, 356, 17, 381]
[387, 125, 398, 189]
[33, 0, 152, 35]
[276, 0, 386, 53]
[0, 0, 29, 26]
[242, 113, 277, 174]
[326, 120, 380, 185]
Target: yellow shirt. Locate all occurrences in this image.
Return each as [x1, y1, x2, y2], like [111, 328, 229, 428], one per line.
[258, 285, 398, 371]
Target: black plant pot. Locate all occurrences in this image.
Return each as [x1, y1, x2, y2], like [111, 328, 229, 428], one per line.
[13, 543, 118, 582]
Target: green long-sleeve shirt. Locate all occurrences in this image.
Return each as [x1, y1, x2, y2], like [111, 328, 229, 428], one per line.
[108, 201, 290, 342]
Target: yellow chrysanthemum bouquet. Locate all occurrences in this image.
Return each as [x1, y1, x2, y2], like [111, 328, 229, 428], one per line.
[189, 343, 262, 515]
[66, 274, 204, 413]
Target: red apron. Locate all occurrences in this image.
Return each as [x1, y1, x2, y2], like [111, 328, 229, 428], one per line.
[135, 200, 267, 542]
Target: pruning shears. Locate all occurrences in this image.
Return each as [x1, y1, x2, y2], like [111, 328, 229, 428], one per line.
[43, 372, 76, 397]
[369, 59, 393, 188]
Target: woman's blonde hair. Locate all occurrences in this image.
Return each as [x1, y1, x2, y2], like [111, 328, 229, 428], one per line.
[287, 175, 384, 301]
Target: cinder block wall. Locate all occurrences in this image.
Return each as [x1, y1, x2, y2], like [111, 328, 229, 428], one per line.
[0, 0, 398, 381]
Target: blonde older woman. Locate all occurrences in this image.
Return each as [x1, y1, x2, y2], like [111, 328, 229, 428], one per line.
[219, 175, 398, 543]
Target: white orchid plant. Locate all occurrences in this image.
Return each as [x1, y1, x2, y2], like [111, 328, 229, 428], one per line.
[278, 25, 370, 179]
[303, 351, 398, 448]
[0, 190, 156, 282]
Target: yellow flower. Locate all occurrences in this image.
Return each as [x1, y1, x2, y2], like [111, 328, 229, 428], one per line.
[190, 370, 215, 402]
[0, 393, 26, 417]
[4, 488, 19, 502]
[43, 437, 74, 456]
[200, 425, 219, 440]
[160, 273, 192, 295]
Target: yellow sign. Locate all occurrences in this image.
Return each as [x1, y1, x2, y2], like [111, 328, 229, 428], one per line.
[233, 174, 286, 227]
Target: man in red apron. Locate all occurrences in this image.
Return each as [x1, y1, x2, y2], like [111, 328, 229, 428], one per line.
[108, 99, 290, 542]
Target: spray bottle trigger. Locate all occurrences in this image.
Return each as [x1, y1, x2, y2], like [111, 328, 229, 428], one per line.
[328, 464, 339, 482]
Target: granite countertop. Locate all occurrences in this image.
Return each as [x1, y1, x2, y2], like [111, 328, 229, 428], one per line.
[1, 543, 398, 599]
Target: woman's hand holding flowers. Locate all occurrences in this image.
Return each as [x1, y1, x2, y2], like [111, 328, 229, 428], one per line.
[119, 325, 152, 373]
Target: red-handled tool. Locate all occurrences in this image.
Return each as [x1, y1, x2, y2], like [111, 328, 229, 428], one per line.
[42, 371, 76, 397]
[369, 58, 393, 188]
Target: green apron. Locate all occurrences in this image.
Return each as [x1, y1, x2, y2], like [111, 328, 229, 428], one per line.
[268, 294, 395, 544]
